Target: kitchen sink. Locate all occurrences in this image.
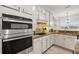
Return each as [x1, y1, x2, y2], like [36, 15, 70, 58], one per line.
[35, 33, 46, 35]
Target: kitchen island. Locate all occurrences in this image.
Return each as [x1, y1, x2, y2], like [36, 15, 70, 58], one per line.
[32, 30, 79, 54]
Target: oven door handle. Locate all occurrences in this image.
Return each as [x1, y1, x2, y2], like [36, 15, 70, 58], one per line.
[3, 18, 32, 24]
[3, 35, 32, 42]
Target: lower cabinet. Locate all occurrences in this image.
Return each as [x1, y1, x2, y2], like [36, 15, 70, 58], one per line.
[49, 35, 52, 47]
[41, 36, 47, 53]
[54, 34, 76, 51]
[41, 35, 54, 53]
[33, 35, 54, 54]
[33, 38, 42, 54]
[57, 35, 64, 47]
[33, 34, 76, 54]
[54, 34, 64, 46]
[64, 35, 76, 50]
[46, 36, 51, 49]
[51, 34, 54, 45]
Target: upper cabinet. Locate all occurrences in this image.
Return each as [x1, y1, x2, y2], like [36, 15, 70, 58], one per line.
[32, 6, 39, 27]
[0, 5, 33, 19]
[2, 5, 19, 11]
[32, 6, 56, 31]
[0, 5, 19, 17]
[45, 11, 50, 27]
[49, 13, 54, 28]
[39, 9, 46, 22]
[32, 6, 50, 26]
[19, 5, 33, 15]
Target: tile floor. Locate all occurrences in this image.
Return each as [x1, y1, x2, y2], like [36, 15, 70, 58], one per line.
[44, 46, 73, 54]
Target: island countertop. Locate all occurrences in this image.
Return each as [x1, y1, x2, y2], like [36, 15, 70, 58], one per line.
[32, 31, 79, 40]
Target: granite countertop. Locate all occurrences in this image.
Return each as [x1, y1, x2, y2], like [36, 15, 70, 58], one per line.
[32, 32, 79, 40]
[32, 35, 41, 40]
[32, 29, 79, 39]
[32, 33, 52, 40]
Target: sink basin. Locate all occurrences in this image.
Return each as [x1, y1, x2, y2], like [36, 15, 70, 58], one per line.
[35, 33, 46, 35]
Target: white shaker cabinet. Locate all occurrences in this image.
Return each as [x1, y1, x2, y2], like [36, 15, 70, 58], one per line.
[54, 34, 76, 51]
[48, 35, 52, 46]
[58, 35, 65, 47]
[0, 5, 19, 16]
[64, 35, 76, 50]
[50, 34, 54, 45]
[33, 34, 76, 54]
[0, 5, 32, 19]
[33, 38, 42, 54]
[55, 34, 64, 47]
[3, 5, 19, 10]
[54, 34, 57, 44]
[19, 5, 33, 15]
[41, 36, 47, 53]
[32, 7, 39, 27]
[46, 35, 51, 49]
[41, 35, 54, 53]
[4, 5, 33, 15]
[54, 34, 61, 45]
[45, 12, 50, 26]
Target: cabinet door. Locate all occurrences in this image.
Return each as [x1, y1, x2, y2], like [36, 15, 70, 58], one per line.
[54, 34, 60, 45]
[0, 5, 19, 15]
[33, 38, 42, 54]
[64, 36, 76, 50]
[54, 34, 64, 47]
[45, 12, 50, 26]
[3, 5, 19, 10]
[50, 34, 54, 45]
[19, 5, 32, 14]
[49, 35, 52, 46]
[32, 7, 39, 27]
[52, 34, 55, 44]
[41, 37, 47, 52]
[48, 35, 51, 47]
[46, 36, 50, 49]
[59, 35, 65, 47]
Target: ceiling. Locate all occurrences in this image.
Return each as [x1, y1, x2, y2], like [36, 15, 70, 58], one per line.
[38, 5, 79, 17]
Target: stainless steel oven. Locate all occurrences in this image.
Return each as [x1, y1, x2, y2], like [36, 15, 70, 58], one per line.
[3, 36, 32, 54]
[2, 14, 33, 54]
